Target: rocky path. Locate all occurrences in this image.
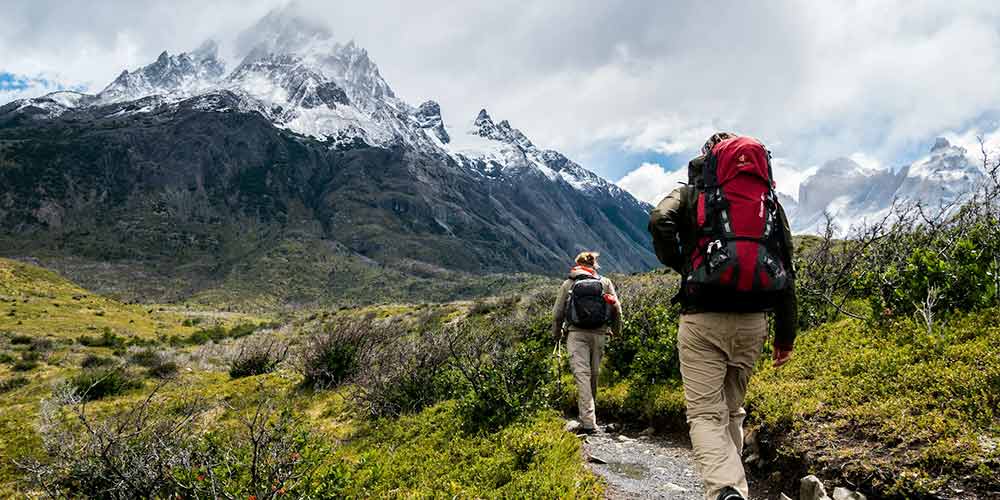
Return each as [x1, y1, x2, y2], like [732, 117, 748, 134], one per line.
[577, 425, 705, 499]
[576, 423, 779, 499]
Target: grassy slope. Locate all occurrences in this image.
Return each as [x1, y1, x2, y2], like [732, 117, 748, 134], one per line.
[747, 311, 1000, 495]
[0, 259, 599, 497]
[0, 257, 200, 340]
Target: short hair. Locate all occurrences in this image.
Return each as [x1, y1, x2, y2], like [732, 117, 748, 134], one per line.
[575, 251, 600, 267]
[701, 132, 737, 155]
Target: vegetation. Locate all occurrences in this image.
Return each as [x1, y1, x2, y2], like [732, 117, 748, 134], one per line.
[1, 149, 998, 496]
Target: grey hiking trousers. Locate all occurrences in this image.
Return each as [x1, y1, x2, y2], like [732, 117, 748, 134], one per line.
[567, 330, 607, 429]
[678, 312, 768, 500]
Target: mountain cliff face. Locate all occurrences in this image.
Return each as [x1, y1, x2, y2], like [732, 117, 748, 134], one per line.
[0, 7, 655, 303]
[784, 138, 987, 233]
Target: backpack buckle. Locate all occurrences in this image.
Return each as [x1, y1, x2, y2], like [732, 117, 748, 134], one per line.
[706, 239, 729, 270]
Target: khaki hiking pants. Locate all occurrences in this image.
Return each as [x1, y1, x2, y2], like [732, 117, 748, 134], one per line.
[678, 312, 768, 500]
[567, 330, 607, 429]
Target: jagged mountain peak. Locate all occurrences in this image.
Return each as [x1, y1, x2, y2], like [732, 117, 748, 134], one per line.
[469, 109, 534, 150]
[96, 44, 225, 104]
[932, 136, 952, 152]
[414, 100, 449, 144]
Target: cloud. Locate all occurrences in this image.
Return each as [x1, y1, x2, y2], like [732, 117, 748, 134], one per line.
[617, 157, 813, 205]
[3, 0, 1000, 191]
[616, 162, 687, 205]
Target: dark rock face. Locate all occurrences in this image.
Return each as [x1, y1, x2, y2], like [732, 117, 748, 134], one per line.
[0, 99, 656, 287]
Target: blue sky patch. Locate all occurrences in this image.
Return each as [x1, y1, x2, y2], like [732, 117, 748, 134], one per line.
[577, 140, 689, 181]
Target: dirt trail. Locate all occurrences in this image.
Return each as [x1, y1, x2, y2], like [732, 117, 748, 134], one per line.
[579, 426, 772, 500]
[581, 430, 705, 499]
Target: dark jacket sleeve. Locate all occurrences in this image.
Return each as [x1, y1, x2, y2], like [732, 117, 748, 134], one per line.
[552, 280, 571, 340]
[773, 202, 798, 350]
[648, 186, 690, 274]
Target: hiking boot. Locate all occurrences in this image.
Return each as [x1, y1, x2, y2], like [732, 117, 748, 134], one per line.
[576, 427, 597, 436]
[717, 486, 744, 500]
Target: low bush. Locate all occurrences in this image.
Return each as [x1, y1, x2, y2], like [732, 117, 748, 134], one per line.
[228, 337, 288, 379]
[170, 322, 266, 346]
[12, 359, 39, 371]
[352, 320, 453, 418]
[0, 375, 29, 393]
[69, 366, 143, 401]
[78, 328, 125, 348]
[604, 275, 680, 384]
[29, 338, 54, 352]
[445, 316, 555, 431]
[20, 384, 334, 499]
[9, 334, 32, 345]
[297, 318, 390, 389]
[79, 354, 113, 369]
[147, 359, 179, 379]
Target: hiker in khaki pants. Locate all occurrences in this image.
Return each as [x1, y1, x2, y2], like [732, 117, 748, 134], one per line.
[649, 132, 798, 500]
[552, 252, 622, 434]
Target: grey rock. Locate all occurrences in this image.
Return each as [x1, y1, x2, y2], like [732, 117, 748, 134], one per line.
[832, 486, 867, 500]
[801, 475, 832, 500]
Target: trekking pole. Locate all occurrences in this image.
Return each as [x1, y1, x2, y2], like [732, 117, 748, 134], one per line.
[552, 326, 565, 378]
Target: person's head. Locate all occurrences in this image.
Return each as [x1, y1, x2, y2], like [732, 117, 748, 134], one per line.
[575, 251, 600, 270]
[701, 131, 737, 156]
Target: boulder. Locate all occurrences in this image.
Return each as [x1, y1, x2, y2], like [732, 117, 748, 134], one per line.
[801, 475, 832, 500]
[832, 486, 867, 500]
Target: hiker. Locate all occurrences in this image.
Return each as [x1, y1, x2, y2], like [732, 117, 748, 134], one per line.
[552, 251, 622, 434]
[648, 133, 798, 500]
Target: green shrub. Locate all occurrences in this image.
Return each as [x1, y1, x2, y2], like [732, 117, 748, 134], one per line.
[9, 334, 32, 345]
[0, 375, 29, 393]
[604, 277, 680, 384]
[0, 351, 14, 364]
[29, 337, 54, 352]
[147, 360, 179, 379]
[70, 366, 143, 401]
[78, 328, 125, 348]
[22, 387, 332, 499]
[352, 322, 454, 418]
[228, 337, 288, 379]
[12, 359, 38, 371]
[445, 317, 555, 431]
[80, 354, 113, 369]
[128, 347, 161, 367]
[171, 323, 264, 346]
[298, 318, 389, 389]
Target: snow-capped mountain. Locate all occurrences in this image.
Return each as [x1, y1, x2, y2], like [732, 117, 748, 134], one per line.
[786, 138, 986, 233]
[96, 41, 225, 104]
[0, 6, 656, 276]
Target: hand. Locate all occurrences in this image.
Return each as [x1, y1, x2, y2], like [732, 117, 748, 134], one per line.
[772, 347, 793, 368]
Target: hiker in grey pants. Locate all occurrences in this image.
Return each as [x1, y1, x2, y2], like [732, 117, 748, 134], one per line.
[552, 251, 622, 433]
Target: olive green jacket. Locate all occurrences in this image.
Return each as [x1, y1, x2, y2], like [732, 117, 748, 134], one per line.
[648, 155, 799, 350]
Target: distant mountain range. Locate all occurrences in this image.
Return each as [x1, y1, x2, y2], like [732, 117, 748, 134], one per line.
[783, 137, 987, 233]
[0, 7, 655, 304]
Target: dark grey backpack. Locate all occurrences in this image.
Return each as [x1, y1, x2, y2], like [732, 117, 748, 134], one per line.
[566, 277, 610, 328]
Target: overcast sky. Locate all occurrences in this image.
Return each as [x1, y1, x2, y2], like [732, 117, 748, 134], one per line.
[3, 0, 1000, 204]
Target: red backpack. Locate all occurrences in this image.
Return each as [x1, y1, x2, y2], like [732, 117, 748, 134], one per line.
[682, 136, 791, 310]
